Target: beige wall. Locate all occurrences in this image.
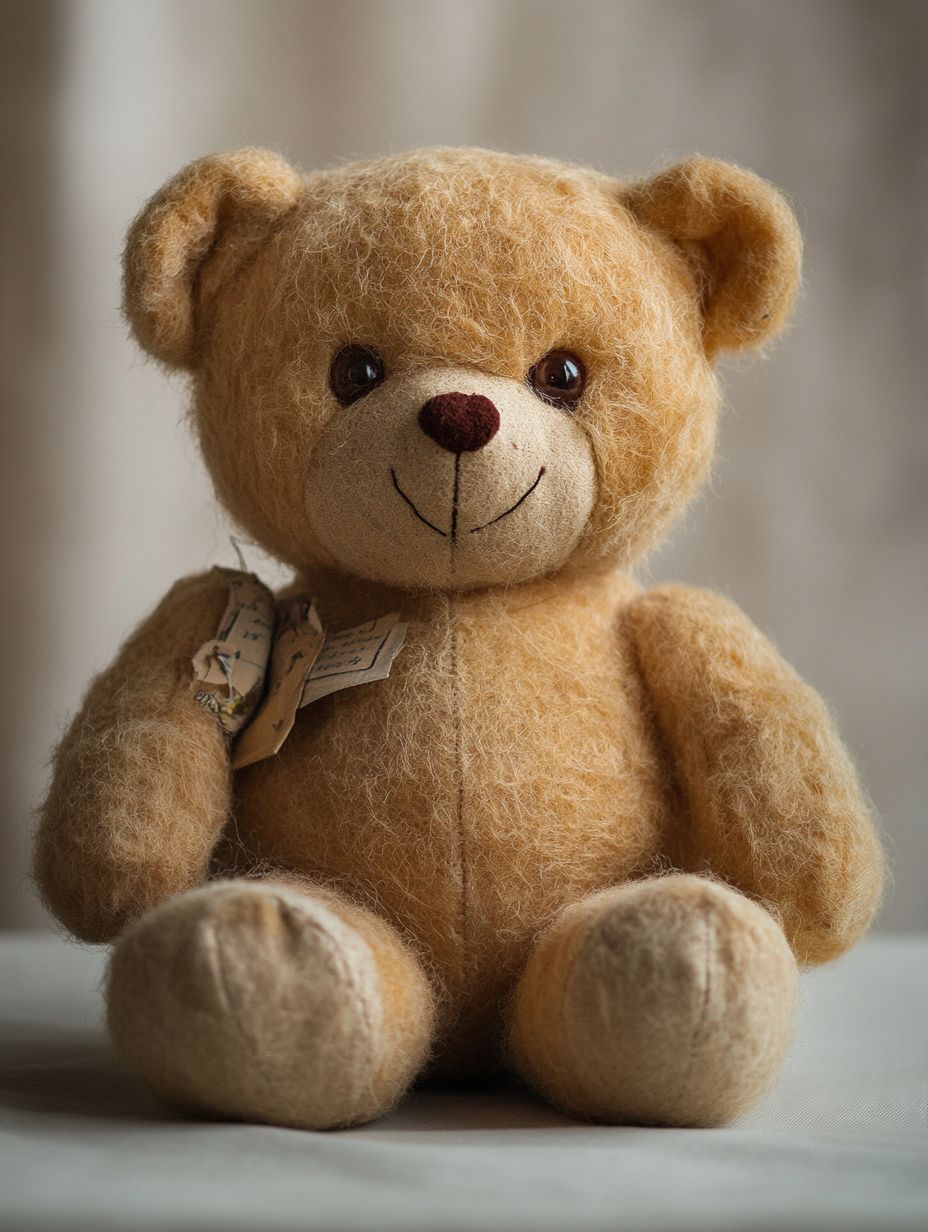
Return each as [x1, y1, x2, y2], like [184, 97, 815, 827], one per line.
[2, 0, 925, 930]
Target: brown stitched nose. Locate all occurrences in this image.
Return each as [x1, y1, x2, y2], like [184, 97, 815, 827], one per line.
[418, 393, 500, 453]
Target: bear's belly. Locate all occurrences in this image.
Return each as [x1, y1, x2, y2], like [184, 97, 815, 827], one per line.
[231, 584, 670, 1072]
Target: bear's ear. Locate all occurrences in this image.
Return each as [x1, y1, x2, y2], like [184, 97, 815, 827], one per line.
[622, 157, 802, 355]
[122, 149, 303, 370]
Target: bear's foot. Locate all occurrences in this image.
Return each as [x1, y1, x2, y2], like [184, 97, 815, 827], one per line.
[106, 879, 435, 1129]
[507, 874, 797, 1126]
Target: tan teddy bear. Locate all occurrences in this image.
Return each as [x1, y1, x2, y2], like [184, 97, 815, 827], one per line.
[35, 147, 883, 1131]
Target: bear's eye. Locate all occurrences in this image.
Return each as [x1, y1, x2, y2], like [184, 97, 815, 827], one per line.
[527, 350, 586, 409]
[329, 345, 386, 406]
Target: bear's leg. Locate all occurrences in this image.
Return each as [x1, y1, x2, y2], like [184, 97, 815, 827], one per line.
[506, 874, 797, 1126]
[106, 877, 435, 1129]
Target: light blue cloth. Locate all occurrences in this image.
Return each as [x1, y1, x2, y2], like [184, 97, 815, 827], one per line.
[1, 934, 926, 1231]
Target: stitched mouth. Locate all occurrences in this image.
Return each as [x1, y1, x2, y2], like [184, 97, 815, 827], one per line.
[469, 467, 546, 533]
[390, 468, 448, 538]
[389, 465, 547, 543]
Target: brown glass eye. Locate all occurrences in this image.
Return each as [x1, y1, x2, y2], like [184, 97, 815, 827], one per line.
[528, 349, 586, 409]
[329, 345, 385, 406]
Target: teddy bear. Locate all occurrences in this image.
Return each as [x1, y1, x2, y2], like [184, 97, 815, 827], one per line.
[34, 147, 883, 1131]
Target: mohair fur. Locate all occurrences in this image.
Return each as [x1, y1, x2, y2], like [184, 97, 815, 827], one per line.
[36, 146, 882, 1130]
[35, 569, 236, 941]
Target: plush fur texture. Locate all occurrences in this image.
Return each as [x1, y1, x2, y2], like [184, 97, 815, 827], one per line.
[36, 146, 882, 1131]
[187, 149, 775, 577]
[35, 569, 235, 941]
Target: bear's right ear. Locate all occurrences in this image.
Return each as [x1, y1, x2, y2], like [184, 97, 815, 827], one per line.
[622, 158, 802, 356]
[122, 149, 303, 370]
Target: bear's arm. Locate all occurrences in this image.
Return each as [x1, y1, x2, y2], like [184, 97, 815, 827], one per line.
[623, 584, 884, 965]
[34, 569, 243, 942]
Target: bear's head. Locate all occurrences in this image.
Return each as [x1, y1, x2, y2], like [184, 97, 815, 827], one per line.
[124, 147, 800, 591]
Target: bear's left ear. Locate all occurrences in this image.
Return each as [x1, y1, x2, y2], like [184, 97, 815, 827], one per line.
[122, 148, 304, 370]
[623, 158, 802, 355]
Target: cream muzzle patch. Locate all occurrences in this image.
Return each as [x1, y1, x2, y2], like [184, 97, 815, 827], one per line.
[304, 366, 597, 591]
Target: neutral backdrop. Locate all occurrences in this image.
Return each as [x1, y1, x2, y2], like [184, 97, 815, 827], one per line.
[2, 0, 925, 931]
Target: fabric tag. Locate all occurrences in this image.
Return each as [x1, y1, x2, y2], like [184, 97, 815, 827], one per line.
[191, 574, 275, 734]
[231, 595, 325, 770]
[194, 574, 409, 766]
[299, 612, 408, 708]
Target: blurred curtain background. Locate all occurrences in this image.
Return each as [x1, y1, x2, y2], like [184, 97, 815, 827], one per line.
[2, 0, 925, 930]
